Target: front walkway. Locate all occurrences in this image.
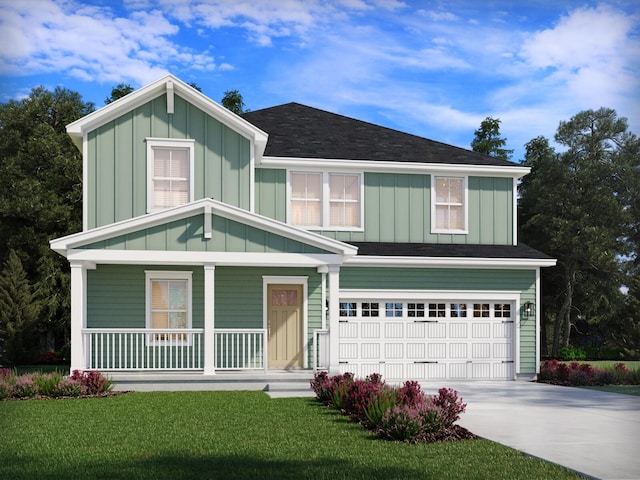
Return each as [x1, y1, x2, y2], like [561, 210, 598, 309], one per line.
[433, 381, 640, 480]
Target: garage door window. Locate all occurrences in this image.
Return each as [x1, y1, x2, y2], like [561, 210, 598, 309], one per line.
[385, 303, 403, 317]
[340, 302, 357, 317]
[407, 303, 425, 317]
[494, 304, 511, 317]
[428, 303, 446, 317]
[450, 303, 468, 317]
[362, 303, 379, 317]
[474, 303, 490, 317]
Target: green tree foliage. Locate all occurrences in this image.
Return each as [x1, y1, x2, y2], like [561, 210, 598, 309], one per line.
[221, 89, 248, 114]
[519, 108, 640, 357]
[0, 251, 41, 364]
[0, 86, 94, 355]
[471, 117, 514, 160]
[104, 83, 134, 104]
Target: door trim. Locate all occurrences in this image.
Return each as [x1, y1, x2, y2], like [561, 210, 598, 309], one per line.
[263, 276, 309, 368]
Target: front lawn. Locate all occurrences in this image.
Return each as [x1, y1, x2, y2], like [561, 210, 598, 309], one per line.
[0, 391, 579, 480]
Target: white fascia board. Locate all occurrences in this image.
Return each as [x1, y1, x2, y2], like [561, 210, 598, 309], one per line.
[65, 249, 346, 267]
[259, 156, 530, 178]
[51, 198, 358, 257]
[344, 255, 557, 269]
[66, 75, 268, 160]
[339, 289, 522, 301]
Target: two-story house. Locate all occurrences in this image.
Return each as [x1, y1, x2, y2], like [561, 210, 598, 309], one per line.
[51, 75, 555, 382]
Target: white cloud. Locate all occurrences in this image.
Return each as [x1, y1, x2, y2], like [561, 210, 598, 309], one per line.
[0, 0, 220, 86]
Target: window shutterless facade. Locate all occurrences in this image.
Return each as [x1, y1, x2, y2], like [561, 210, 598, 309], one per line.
[145, 271, 192, 344]
[146, 138, 195, 212]
[288, 171, 363, 230]
[431, 175, 468, 234]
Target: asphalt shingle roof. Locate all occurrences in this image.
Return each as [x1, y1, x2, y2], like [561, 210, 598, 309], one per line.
[348, 242, 553, 260]
[242, 102, 520, 167]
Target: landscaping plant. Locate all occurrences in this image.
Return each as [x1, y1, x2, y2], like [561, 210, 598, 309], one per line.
[310, 371, 473, 444]
[538, 359, 640, 387]
[0, 369, 112, 399]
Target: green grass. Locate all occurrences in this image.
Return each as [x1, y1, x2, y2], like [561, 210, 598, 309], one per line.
[559, 360, 640, 369]
[0, 391, 580, 480]
[582, 385, 640, 396]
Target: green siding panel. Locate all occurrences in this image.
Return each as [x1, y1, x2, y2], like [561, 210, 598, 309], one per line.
[81, 214, 332, 254]
[255, 168, 287, 221]
[87, 94, 251, 228]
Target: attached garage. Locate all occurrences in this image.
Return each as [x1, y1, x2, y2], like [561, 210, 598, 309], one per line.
[337, 292, 520, 381]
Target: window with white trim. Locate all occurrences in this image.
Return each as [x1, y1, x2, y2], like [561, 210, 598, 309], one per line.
[147, 138, 195, 212]
[145, 271, 192, 343]
[432, 176, 467, 233]
[289, 171, 362, 229]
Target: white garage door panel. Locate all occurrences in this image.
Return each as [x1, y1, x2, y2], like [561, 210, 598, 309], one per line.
[338, 299, 515, 381]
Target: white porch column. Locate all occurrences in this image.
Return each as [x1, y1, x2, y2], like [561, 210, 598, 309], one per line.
[203, 264, 216, 375]
[69, 261, 89, 372]
[328, 265, 341, 374]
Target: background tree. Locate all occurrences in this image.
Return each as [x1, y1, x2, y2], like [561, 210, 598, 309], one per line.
[0, 86, 94, 356]
[471, 117, 514, 160]
[104, 83, 134, 104]
[519, 108, 639, 357]
[0, 251, 41, 364]
[221, 89, 248, 114]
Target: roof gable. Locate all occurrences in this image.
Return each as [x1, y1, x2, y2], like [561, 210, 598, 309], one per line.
[243, 102, 519, 168]
[51, 198, 358, 257]
[66, 74, 268, 159]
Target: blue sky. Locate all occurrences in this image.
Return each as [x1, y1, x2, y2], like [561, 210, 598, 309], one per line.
[0, 0, 638, 161]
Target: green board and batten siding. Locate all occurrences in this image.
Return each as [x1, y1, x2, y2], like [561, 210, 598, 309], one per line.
[86, 265, 323, 365]
[87, 94, 251, 229]
[339, 267, 537, 373]
[80, 214, 331, 254]
[255, 170, 513, 245]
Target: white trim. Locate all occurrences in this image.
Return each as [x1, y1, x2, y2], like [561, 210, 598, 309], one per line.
[146, 138, 195, 213]
[259, 156, 530, 178]
[145, 270, 193, 345]
[535, 267, 541, 374]
[203, 265, 215, 375]
[82, 135, 89, 231]
[431, 175, 468, 235]
[166, 80, 174, 114]
[203, 205, 212, 239]
[512, 177, 518, 246]
[262, 276, 309, 368]
[66, 249, 346, 267]
[51, 198, 358, 257]
[339, 289, 521, 301]
[344, 255, 557, 269]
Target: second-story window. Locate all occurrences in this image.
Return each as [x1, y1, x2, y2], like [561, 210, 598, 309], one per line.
[432, 176, 467, 233]
[147, 138, 195, 212]
[289, 171, 362, 229]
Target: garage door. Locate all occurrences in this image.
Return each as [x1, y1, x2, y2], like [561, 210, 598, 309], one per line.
[338, 299, 515, 381]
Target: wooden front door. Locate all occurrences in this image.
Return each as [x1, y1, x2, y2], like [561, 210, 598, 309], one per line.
[267, 284, 303, 368]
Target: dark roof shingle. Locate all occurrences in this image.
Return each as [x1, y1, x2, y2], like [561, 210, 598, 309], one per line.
[242, 102, 519, 167]
[348, 242, 553, 260]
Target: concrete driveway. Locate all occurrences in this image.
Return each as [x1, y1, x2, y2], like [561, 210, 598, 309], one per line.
[426, 382, 640, 480]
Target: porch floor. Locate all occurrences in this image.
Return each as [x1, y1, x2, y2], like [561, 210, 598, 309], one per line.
[108, 369, 316, 397]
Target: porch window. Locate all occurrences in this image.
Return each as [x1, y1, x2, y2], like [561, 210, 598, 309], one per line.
[289, 171, 362, 229]
[145, 271, 192, 343]
[432, 176, 467, 233]
[147, 138, 195, 212]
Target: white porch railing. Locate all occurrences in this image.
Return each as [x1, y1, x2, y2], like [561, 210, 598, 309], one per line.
[82, 328, 266, 371]
[214, 329, 265, 371]
[314, 329, 329, 371]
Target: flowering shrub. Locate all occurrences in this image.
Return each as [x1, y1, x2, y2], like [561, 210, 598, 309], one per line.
[70, 370, 113, 395]
[0, 370, 113, 400]
[12, 375, 39, 398]
[311, 371, 472, 444]
[432, 387, 467, 427]
[538, 360, 639, 386]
